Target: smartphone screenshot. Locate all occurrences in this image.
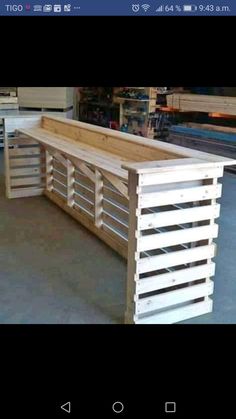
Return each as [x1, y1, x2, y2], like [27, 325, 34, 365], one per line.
[0, 4, 235, 418]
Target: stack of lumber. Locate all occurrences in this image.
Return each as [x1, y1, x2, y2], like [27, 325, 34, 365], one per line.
[0, 96, 18, 110]
[0, 87, 17, 96]
[167, 93, 236, 115]
[18, 87, 74, 110]
[0, 87, 18, 110]
[0, 88, 18, 147]
[167, 122, 236, 172]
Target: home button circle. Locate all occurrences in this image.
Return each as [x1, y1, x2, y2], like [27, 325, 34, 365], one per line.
[112, 401, 124, 413]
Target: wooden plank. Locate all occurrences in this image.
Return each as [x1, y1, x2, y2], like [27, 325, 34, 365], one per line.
[0, 103, 19, 110]
[14, 115, 236, 167]
[136, 262, 215, 294]
[137, 244, 216, 274]
[74, 202, 94, 219]
[11, 176, 42, 187]
[4, 132, 11, 198]
[46, 150, 53, 192]
[19, 128, 128, 180]
[123, 158, 234, 174]
[74, 192, 94, 213]
[135, 298, 213, 324]
[138, 184, 222, 209]
[101, 170, 129, 199]
[9, 147, 40, 157]
[139, 166, 224, 186]
[103, 212, 128, 237]
[53, 159, 67, 174]
[8, 137, 39, 146]
[125, 172, 139, 324]
[74, 182, 94, 200]
[67, 159, 75, 207]
[18, 87, 74, 109]
[139, 179, 202, 193]
[52, 151, 67, 167]
[53, 179, 67, 195]
[75, 170, 95, 190]
[9, 157, 42, 167]
[53, 169, 67, 185]
[41, 117, 180, 162]
[167, 93, 236, 115]
[138, 204, 220, 230]
[0, 97, 18, 104]
[4, 116, 41, 133]
[136, 280, 214, 315]
[103, 199, 129, 223]
[10, 167, 41, 176]
[138, 224, 218, 252]
[75, 160, 96, 183]
[103, 223, 128, 243]
[44, 189, 127, 259]
[94, 169, 103, 228]
[103, 185, 129, 209]
[9, 187, 44, 199]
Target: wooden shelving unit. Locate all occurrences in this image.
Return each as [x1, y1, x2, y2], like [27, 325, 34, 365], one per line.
[78, 87, 119, 128]
[114, 87, 157, 138]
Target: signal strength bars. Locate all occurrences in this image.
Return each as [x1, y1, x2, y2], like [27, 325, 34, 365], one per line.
[156, 5, 163, 12]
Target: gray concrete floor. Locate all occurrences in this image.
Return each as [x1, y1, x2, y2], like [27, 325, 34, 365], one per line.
[0, 149, 235, 324]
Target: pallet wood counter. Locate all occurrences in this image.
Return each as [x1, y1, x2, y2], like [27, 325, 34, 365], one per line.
[3, 116, 236, 324]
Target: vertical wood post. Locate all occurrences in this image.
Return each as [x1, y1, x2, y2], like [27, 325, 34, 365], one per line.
[67, 159, 75, 207]
[46, 150, 53, 192]
[125, 171, 140, 324]
[4, 131, 11, 198]
[95, 169, 103, 228]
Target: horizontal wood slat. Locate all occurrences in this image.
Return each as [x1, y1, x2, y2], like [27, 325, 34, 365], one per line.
[136, 280, 214, 314]
[138, 204, 220, 230]
[136, 262, 215, 294]
[138, 224, 218, 252]
[10, 167, 41, 177]
[9, 157, 42, 167]
[139, 166, 223, 186]
[138, 184, 222, 208]
[9, 147, 40, 157]
[135, 298, 213, 324]
[137, 244, 216, 274]
[11, 176, 43, 187]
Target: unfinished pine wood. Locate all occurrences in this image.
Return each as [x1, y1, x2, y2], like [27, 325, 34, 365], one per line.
[18, 87, 74, 109]
[3, 115, 235, 324]
[136, 263, 216, 294]
[46, 151, 53, 192]
[167, 93, 236, 115]
[67, 160, 75, 207]
[95, 169, 103, 228]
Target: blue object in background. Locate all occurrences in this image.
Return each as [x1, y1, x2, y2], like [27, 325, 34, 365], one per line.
[170, 125, 236, 144]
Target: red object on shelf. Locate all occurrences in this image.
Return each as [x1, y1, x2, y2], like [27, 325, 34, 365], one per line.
[109, 121, 119, 130]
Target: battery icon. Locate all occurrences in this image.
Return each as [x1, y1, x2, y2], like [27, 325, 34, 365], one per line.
[183, 4, 197, 11]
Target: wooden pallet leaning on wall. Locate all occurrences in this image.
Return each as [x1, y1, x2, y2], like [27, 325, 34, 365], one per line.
[3, 115, 236, 323]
